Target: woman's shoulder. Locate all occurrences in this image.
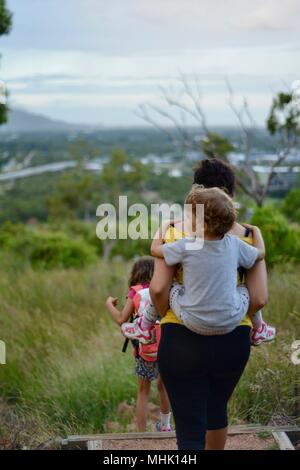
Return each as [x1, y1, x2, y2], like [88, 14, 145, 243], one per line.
[229, 222, 253, 245]
[229, 222, 247, 238]
[164, 225, 185, 243]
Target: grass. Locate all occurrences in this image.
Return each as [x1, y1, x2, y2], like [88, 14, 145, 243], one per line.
[0, 258, 299, 448]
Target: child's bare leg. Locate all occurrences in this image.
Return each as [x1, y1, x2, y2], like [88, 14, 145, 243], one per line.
[140, 296, 158, 330]
[136, 378, 151, 432]
[252, 310, 263, 329]
[157, 375, 171, 414]
[168, 283, 184, 320]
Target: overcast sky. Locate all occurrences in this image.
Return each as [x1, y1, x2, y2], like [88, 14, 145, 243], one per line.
[1, 0, 300, 126]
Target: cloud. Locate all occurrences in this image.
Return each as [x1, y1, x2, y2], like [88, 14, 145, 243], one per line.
[2, 0, 299, 125]
[3, 0, 300, 54]
[237, 0, 300, 31]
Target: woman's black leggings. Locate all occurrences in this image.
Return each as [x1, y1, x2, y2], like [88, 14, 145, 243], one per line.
[158, 324, 251, 450]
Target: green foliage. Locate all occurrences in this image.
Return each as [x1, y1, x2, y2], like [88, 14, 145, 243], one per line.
[281, 187, 300, 224]
[251, 205, 300, 265]
[0, 102, 8, 125]
[0, 173, 59, 223]
[100, 148, 149, 205]
[267, 92, 300, 138]
[0, 0, 12, 35]
[0, 222, 98, 269]
[0, 0, 12, 125]
[200, 131, 235, 160]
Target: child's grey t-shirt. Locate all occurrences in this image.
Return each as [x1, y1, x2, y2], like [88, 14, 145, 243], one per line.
[162, 234, 259, 332]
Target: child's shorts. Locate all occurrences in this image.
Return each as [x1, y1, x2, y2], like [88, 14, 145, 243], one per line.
[135, 356, 159, 381]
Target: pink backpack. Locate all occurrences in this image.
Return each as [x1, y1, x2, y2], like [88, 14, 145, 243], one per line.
[130, 285, 161, 362]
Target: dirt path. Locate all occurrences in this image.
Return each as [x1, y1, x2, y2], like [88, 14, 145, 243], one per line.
[101, 434, 276, 450]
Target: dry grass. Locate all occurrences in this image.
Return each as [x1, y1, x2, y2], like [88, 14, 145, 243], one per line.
[0, 259, 299, 448]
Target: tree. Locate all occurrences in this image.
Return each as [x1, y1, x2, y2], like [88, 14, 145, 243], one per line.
[281, 187, 300, 224]
[137, 74, 300, 206]
[49, 144, 150, 260]
[200, 132, 235, 160]
[48, 140, 100, 222]
[99, 148, 149, 259]
[0, 0, 13, 125]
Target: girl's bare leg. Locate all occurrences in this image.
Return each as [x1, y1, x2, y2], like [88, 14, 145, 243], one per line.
[136, 378, 151, 432]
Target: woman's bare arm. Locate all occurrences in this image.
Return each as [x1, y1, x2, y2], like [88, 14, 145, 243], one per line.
[151, 221, 172, 258]
[243, 224, 265, 260]
[231, 222, 268, 316]
[245, 258, 268, 316]
[150, 258, 176, 317]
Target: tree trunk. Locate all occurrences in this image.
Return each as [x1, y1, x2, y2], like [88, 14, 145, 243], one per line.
[102, 239, 116, 260]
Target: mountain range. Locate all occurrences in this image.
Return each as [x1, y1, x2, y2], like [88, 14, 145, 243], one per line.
[0, 109, 96, 133]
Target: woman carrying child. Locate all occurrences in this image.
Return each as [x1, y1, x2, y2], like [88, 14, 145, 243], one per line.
[123, 158, 275, 450]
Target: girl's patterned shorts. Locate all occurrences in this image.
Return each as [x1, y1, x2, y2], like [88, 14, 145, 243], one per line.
[135, 356, 159, 381]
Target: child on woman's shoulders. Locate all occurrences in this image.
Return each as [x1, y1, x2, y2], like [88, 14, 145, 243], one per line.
[122, 186, 276, 345]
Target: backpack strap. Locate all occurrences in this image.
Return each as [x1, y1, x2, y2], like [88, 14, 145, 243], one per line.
[122, 285, 147, 355]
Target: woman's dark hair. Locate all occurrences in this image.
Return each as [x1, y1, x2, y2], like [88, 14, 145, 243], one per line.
[128, 256, 154, 287]
[193, 158, 236, 197]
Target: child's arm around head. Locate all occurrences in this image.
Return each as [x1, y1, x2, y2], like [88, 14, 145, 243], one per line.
[106, 296, 135, 326]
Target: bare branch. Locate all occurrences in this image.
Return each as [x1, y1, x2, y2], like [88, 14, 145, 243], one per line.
[261, 135, 296, 201]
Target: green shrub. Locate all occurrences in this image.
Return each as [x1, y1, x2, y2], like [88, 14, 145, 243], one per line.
[50, 219, 152, 260]
[0, 222, 98, 269]
[281, 187, 300, 224]
[251, 206, 300, 265]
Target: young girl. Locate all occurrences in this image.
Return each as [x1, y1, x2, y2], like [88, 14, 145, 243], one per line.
[122, 186, 276, 343]
[105, 256, 172, 433]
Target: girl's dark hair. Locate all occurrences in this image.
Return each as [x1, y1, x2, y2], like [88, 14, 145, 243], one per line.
[193, 158, 236, 197]
[128, 256, 154, 287]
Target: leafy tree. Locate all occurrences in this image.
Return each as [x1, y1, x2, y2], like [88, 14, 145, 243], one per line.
[0, 0, 13, 125]
[251, 205, 300, 265]
[200, 132, 235, 160]
[48, 140, 100, 221]
[49, 145, 151, 259]
[281, 187, 300, 224]
[97, 148, 150, 259]
[138, 74, 300, 206]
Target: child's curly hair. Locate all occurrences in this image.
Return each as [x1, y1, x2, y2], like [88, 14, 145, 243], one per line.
[185, 185, 236, 238]
[128, 256, 154, 287]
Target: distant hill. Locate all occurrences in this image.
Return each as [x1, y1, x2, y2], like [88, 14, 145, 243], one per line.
[0, 109, 92, 133]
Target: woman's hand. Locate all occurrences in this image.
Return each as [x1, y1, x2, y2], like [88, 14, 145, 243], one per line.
[242, 224, 265, 260]
[242, 223, 257, 232]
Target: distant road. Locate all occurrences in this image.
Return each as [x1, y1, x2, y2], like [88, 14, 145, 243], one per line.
[0, 160, 299, 183]
[0, 161, 103, 181]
